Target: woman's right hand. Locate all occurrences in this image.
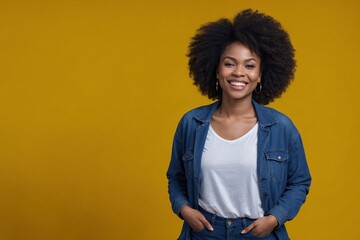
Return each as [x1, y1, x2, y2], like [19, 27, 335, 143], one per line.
[179, 205, 214, 232]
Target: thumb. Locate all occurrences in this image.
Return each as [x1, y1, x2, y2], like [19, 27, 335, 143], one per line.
[241, 223, 255, 234]
[199, 215, 214, 231]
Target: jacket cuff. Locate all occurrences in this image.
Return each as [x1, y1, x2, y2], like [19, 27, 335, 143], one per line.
[174, 200, 190, 219]
[267, 205, 288, 227]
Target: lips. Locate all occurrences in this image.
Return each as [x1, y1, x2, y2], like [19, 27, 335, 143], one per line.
[228, 80, 248, 87]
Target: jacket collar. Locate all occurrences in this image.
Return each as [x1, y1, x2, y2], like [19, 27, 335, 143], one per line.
[193, 100, 277, 127]
[252, 100, 278, 128]
[193, 101, 219, 124]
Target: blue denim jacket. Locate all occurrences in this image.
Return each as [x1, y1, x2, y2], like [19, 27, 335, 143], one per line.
[167, 101, 311, 240]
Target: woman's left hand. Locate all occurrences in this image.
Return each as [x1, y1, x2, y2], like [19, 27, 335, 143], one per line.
[241, 215, 278, 237]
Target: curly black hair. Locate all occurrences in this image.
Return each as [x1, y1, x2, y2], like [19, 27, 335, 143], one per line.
[187, 9, 296, 105]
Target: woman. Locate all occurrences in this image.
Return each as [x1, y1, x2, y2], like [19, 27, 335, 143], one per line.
[167, 9, 311, 240]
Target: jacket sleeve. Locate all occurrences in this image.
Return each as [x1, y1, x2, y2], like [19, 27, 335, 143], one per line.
[267, 133, 312, 226]
[166, 118, 190, 218]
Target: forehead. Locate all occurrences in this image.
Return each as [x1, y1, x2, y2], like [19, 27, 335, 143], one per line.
[221, 42, 260, 61]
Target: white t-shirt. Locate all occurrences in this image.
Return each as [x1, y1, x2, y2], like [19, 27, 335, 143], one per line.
[198, 123, 264, 219]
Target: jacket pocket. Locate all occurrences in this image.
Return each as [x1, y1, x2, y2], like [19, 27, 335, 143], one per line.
[265, 150, 289, 183]
[265, 150, 289, 162]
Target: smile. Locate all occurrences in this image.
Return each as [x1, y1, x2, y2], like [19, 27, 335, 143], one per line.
[228, 81, 247, 87]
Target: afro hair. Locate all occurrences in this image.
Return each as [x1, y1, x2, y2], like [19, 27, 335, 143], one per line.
[187, 9, 296, 105]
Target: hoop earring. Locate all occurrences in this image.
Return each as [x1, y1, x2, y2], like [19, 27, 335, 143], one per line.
[255, 82, 262, 94]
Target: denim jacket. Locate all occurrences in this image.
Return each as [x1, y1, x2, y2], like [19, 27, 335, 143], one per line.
[167, 101, 311, 240]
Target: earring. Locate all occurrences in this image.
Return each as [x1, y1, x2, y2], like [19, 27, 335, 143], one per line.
[216, 81, 219, 92]
[255, 82, 262, 94]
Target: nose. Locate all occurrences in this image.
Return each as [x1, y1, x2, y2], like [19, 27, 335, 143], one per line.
[232, 66, 245, 77]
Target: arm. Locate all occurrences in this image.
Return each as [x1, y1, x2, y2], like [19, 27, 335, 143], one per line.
[166, 118, 213, 232]
[166, 120, 190, 217]
[242, 133, 311, 237]
[267, 133, 312, 226]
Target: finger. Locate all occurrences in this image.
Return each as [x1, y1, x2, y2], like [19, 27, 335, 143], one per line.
[241, 223, 255, 234]
[189, 219, 204, 232]
[199, 215, 214, 231]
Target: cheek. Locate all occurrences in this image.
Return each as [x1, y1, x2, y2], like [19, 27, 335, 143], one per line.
[249, 72, 261, 81]
[249, 81, 258, 90]
[218, 79, 227, 89]
[217, 68, 231, 79]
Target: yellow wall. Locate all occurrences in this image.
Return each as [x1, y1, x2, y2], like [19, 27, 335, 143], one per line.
[0, 0, 359, 239]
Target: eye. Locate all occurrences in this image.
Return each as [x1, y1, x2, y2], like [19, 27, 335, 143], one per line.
[224, 62, 235, 67]
[245, 64, 256, 69]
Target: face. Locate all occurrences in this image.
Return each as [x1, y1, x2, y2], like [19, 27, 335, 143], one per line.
[217, 42, 261, 102]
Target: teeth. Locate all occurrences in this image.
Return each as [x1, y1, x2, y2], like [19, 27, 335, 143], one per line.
[229, 81, 246, 87]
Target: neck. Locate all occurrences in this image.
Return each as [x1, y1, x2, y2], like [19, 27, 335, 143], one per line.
[217, 97, 255, 119]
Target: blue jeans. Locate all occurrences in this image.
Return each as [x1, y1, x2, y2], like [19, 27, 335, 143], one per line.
[191, 208, 277, 240]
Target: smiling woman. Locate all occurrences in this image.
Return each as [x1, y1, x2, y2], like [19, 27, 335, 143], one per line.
[217, 42, 261, 106]
[166, 9, 311, 240]
[1, 0, 359, 239]
[187, 9, 296, 105]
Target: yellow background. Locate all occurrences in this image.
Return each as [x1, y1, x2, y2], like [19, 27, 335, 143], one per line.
[0, 0, 359, 239]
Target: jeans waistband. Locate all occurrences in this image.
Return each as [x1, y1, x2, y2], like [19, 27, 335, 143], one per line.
[199, 207, 256, 228]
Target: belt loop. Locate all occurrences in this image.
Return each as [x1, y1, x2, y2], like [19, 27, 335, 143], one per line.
[211, 212, 216, 226]
[241, 218, 247, 229]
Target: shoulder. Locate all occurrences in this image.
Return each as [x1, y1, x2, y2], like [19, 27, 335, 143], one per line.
[257, 105, 304, 149]
[256, 103, 298, 133]
[180, 102, 218, 122]
[174, 102, 218, 135]
[267, 107, 294, 126]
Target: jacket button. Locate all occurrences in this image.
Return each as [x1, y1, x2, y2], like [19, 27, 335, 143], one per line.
[277, 156, 282, 160]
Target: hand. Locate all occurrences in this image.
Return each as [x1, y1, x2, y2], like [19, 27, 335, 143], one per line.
[241, 215, 278, 237]
[179, 205, 214, 232]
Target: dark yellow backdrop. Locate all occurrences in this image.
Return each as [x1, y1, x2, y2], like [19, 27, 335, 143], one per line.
[0, 0, 359, 239]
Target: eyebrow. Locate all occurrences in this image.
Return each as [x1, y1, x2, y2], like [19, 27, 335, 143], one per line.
[223, 56, 258, 62]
